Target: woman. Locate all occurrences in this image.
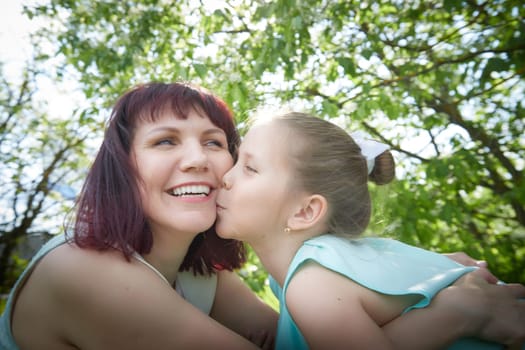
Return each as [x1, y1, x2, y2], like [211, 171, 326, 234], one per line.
[1, 82, 277, 349]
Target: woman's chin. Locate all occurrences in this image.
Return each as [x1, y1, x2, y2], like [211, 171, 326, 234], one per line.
[215, 221, 233, 239]
[176, 215, 217, 234]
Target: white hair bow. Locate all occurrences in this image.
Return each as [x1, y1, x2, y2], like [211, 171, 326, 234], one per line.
[351, 132, 389, 174]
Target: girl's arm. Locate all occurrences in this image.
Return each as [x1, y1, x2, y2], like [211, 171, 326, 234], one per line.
[285, 263, 525, 350]
[285, 263, 405, 349]
[383, 271, 525, 349]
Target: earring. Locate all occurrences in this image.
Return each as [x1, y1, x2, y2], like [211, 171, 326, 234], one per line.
[284, 227, 291, 233]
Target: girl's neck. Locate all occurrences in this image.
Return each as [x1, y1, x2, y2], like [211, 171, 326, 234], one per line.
[253, 225, 327, 286]
[250, 237, 305, 288]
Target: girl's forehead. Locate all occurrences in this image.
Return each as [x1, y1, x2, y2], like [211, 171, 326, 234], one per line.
[243, 123, 280, 147]
[241, 123, 292, 161]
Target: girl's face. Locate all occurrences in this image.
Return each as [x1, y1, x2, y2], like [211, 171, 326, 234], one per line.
[131, 109, 233, 239]
[216, 122, 299, 243]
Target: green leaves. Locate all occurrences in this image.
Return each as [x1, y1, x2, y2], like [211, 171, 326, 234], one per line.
[481, 57, 511, 84]
[192, 63, 208, 79]
[336, 57, 357, 77]
[6, 0, 524, 290]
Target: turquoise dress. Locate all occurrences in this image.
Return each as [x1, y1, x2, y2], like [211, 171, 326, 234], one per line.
[0, 234, 217, 349]
[270, 235, 507, 350]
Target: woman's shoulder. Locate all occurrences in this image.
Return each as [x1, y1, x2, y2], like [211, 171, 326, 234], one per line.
[40, 241, 123, 280]
[10, 241, 158, 348]
[40, 241, 174, 295]
[45, 240, 125, 267]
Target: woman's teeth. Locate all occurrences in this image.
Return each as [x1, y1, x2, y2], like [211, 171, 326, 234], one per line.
[170, 185, 211, 197]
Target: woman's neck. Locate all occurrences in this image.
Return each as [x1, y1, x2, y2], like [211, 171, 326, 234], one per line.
[142, 230, 198, 285]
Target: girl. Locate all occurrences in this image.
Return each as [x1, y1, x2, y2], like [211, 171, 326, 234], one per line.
[216, 111, 525, 349]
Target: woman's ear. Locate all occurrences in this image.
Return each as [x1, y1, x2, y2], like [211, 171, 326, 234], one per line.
[287, 194, 328, 231]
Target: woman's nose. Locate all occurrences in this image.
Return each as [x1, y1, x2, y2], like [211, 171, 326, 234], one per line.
[180, 142, 208, 171]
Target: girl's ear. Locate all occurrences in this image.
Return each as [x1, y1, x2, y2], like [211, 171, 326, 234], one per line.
[287, 194, 328, 231]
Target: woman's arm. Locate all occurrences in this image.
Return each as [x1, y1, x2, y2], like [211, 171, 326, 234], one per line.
[210, 270, 279, 349]
[383, 271, 525, 349]
[443, 251, 498, 283]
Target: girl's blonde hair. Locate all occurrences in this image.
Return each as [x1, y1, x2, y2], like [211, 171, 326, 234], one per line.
[260, 111, 395, 236]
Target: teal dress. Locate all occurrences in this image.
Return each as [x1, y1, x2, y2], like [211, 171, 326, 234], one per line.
[270, 235, 506, 350]
[0, 234, 217, 349]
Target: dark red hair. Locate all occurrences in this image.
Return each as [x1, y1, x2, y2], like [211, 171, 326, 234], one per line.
[69, 82, 245, 275]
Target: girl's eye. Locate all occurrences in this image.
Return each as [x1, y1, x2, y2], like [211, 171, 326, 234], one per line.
[245, 165, 258, 173]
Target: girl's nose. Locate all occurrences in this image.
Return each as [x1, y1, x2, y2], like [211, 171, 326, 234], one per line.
[221, 171, 233, 190]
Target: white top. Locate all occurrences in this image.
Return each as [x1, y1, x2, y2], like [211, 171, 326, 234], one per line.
[132, 251, 217, 314]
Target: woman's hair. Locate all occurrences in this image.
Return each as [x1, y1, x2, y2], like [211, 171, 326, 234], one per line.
[68, 82, 245, 275]
[265, 111, 395, 237]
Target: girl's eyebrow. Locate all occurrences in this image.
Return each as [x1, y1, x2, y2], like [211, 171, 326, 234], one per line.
[238, 151, 254, 161]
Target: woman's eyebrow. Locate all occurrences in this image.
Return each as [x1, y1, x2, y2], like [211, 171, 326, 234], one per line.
[203, 128, 227, 137]
[144, 126, 180, 136]
[144, 127, 226, 137]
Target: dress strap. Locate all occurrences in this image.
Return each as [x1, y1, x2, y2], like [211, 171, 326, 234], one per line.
[130, 252, 217, 315]
[131, 252, 170, 286]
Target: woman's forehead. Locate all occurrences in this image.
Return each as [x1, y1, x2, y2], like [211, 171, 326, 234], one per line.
[137, 103, 206, 122]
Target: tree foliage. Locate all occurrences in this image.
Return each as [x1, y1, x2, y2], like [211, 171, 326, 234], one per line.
[1, 0, 523, 299]
[0, 55, 97, 292]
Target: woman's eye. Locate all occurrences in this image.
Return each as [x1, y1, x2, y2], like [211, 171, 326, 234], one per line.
[205, 139, 225, 148]
[154, 138, 176, 146]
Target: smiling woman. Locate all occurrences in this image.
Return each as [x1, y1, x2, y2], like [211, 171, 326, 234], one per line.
[130, 108, 233, 240]
[0, 82, 278, 350]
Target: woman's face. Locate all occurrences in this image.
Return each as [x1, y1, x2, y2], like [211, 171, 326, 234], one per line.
[216, 122, 298, 243]
[131, 108, 234, 239]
